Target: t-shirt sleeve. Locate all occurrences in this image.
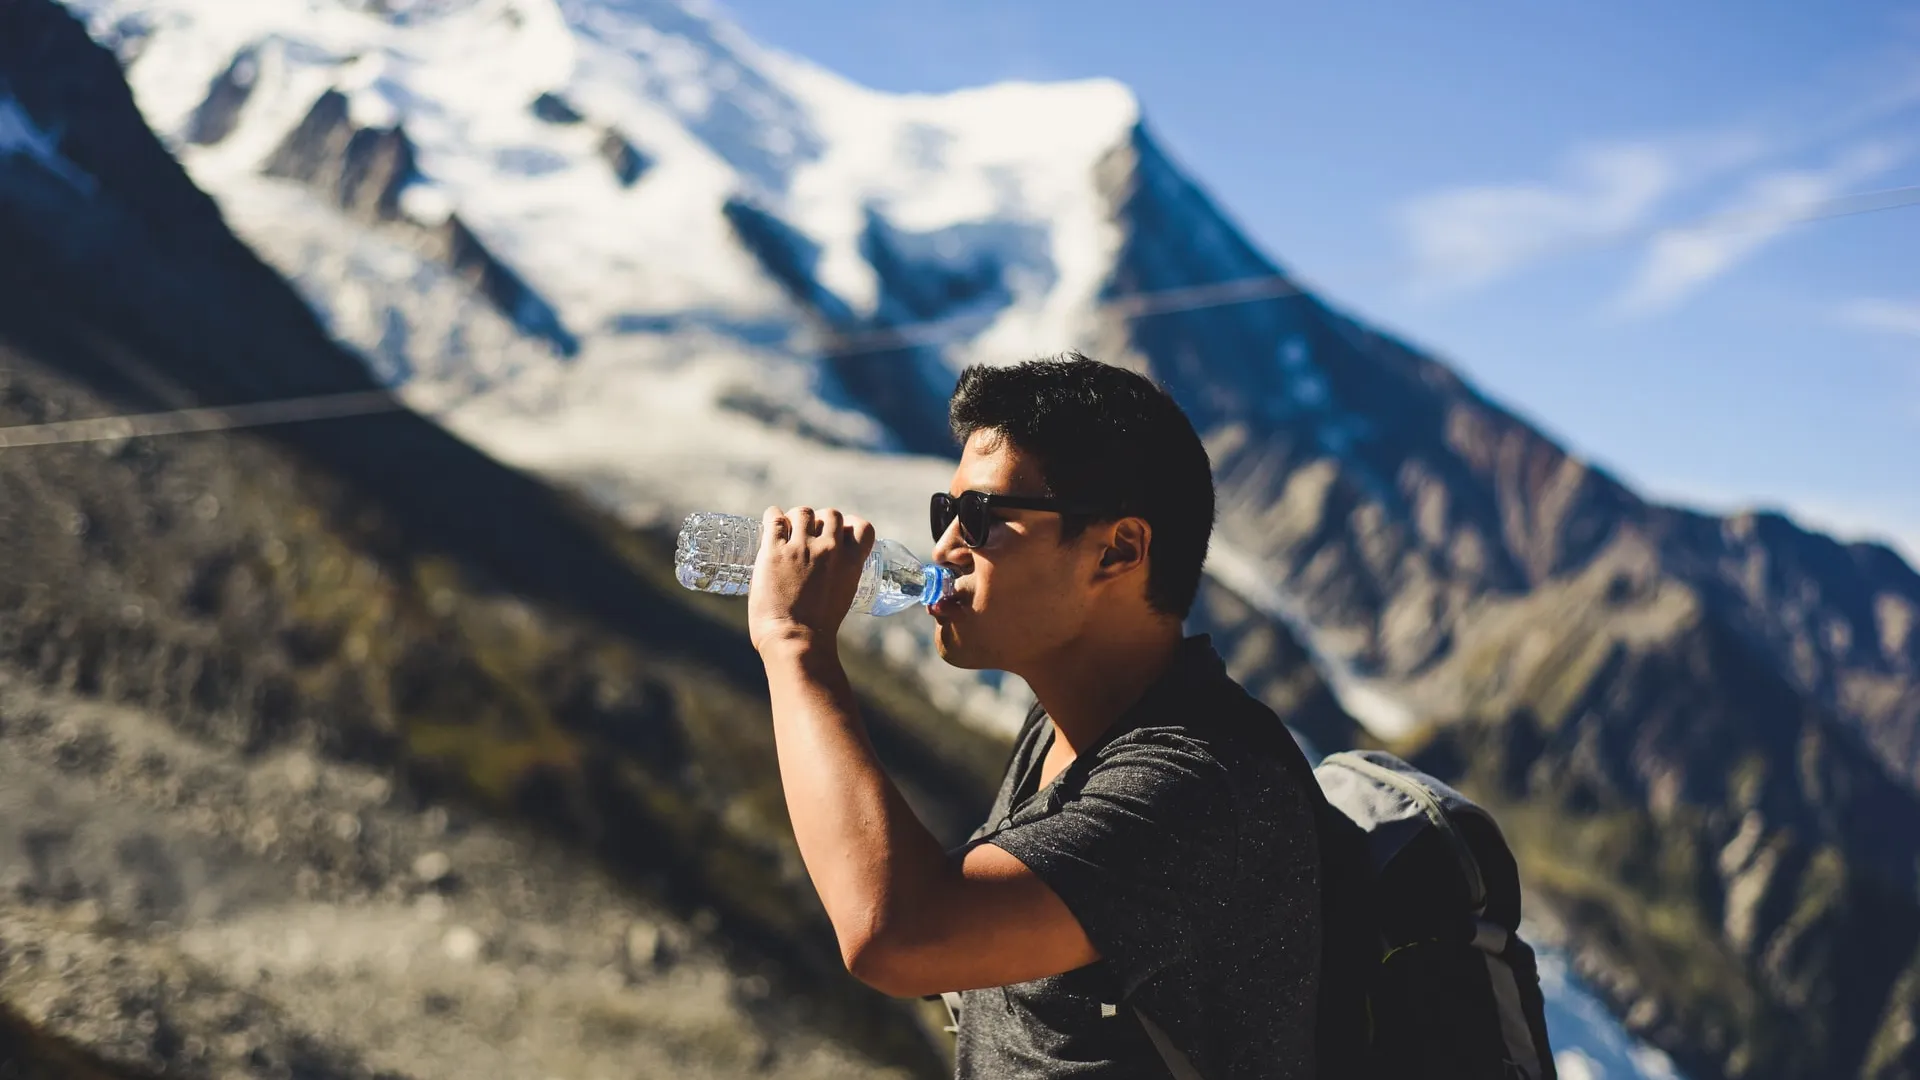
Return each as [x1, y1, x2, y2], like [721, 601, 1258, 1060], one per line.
[980, 733, 1238, 996]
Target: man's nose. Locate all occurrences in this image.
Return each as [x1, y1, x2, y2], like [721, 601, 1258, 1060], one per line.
[931, 519, 969, 570]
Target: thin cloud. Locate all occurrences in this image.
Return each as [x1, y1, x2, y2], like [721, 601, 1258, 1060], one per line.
[1390, 60, 1920, 303]
[1393, 141, 1683, 293]
[1838, 297, 1920, 339]
[1613, 141, 1907, 315]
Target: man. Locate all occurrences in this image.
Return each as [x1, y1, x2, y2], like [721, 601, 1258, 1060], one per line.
[748, 354, 1329, 1078]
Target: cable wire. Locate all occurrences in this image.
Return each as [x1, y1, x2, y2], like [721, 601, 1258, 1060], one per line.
[2, 182, 1916, 450]
[0, 390, 401, 449]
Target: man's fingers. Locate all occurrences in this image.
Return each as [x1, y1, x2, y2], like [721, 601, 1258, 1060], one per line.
[790, 506, 817, 541]
[847, 515, 876, 553]
[765, 505, 872, 553]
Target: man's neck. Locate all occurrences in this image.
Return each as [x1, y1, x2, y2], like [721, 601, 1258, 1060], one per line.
[1021, 621, 1186, 758]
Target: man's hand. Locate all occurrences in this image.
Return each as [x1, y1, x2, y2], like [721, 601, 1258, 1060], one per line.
[748, 505, 877, 654]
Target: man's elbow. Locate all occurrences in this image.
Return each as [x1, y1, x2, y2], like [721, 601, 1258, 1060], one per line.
[841, 929, 927, 998]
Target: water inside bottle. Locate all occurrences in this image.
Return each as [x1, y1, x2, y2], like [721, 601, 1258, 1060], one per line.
[675, 512, 759, 596]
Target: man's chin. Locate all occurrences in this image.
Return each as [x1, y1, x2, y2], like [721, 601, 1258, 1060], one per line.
[932, 625, 986, 670]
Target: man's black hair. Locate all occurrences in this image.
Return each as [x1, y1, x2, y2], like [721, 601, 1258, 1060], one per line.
[948, 352, 1216, 619]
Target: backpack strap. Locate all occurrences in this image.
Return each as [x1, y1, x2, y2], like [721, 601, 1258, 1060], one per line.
[940, 989, 1203, 1077]
[1133, 1006, 1206, 1080]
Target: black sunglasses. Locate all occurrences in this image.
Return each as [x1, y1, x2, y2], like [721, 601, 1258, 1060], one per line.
[930, 490, 1112, 548]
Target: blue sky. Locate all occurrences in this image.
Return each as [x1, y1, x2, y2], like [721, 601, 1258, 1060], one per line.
[719, 0, 1920, 563]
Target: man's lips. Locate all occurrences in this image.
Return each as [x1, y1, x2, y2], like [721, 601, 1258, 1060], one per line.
[929, 593, 965, 619]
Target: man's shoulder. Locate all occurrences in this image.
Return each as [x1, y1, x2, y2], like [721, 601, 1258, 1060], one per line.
[1087, 714, 1305, 808]
[1089, 724, 1234, 782]
[1107, 674, 1320, 817]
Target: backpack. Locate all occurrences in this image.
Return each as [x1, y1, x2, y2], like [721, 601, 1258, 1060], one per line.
[1312, 749, 1556, 1080]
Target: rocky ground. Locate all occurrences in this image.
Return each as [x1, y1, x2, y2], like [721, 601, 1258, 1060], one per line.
[0, 674, 927, 1080]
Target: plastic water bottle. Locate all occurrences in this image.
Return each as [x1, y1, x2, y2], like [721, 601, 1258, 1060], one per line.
[674, 512, 953, 617]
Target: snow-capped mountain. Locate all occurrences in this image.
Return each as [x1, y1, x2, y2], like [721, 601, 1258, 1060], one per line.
[74, 0, 1136, 438]
[35, 2, 1920, 1077]
[66, 0, 1187, 732]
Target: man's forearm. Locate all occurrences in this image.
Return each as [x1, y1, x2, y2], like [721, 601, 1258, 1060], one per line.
[760, 636, 953, 968]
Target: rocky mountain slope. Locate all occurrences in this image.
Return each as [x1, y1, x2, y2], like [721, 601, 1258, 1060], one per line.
[14, 0, 1920, 1077]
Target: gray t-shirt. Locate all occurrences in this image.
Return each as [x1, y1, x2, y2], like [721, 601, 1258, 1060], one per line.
[951, 634, 1323, 1079]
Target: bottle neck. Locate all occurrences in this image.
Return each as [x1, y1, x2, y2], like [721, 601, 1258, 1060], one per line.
[918, 564, 952, 607]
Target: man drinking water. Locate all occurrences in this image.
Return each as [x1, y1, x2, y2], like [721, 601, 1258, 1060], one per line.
[748, 353, 1331, 1078]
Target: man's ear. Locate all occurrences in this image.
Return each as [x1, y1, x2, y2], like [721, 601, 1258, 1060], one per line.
[1096, 517, 1151, 577]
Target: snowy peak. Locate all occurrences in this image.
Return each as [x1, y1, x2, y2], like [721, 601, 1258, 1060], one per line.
[561, 0, 830, 194]
[68, 0, 1142, 362]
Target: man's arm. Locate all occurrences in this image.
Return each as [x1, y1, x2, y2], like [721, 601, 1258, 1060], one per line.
[745, 504, 1098, 997]
[761, 636, 1100, 997]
